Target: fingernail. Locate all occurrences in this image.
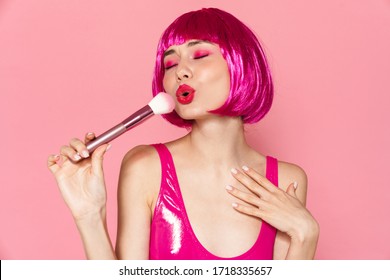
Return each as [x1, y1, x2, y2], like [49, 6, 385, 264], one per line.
[242, 165, 249, 171]
[230, 168, 238, 174]
[226, 185, 233, 191]
[81, 150, 89, 158]
[106, 144, 112, 151]
[87, 132, 94, 136]
[74, 154, 81, 161]
[232, 202, 238, 208]
[54, 154, 60, 161]
[293, 181, 298, 189]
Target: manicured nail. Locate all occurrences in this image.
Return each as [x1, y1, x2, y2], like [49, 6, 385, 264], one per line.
[106, 144, 112, 151]
[226, 185, 233, 191]
[81, 150, 89, 158]
[242, 165, 249, 171]
[54, 154, 60, 161]
[232, 202, 238, 208]
[74, 154, 81, 161]
[87, 132, 94, 136]
[230, 168, 238, 174]
[293, 181, 298, 189]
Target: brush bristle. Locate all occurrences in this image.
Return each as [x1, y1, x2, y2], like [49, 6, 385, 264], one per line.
[148, 92, 175, 115]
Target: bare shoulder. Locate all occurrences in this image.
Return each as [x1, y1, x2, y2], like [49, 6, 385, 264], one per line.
[119, 145, 161, 205]
[278, 160, 308, 205]
[278, 161, 308, 187]
[121, 145, 160, 170]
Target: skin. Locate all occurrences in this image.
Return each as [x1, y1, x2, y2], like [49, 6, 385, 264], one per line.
[48, 40, 319, 260]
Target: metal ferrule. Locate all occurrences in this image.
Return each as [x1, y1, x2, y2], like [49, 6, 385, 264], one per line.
[85, 105, 154, 153]
[121, 105, 154, 129]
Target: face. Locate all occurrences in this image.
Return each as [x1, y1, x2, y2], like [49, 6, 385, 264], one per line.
[162, 40, 230, 121]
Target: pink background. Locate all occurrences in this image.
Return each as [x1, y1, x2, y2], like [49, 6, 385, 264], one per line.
[1, 0, 389, 259]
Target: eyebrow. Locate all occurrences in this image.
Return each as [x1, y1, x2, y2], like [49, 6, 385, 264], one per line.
[163, 40, 211, 58]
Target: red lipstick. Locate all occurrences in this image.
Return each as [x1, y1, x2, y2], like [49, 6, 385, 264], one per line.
[176, 84, 195, 104]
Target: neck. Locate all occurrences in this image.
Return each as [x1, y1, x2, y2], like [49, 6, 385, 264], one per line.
[184, 116, 251, 166]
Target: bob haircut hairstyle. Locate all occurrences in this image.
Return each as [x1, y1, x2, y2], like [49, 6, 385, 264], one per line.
[152, 8, 273, 128]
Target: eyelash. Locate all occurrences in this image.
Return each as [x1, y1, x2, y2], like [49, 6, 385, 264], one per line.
[194, 53, 209, 59]
[164, 51, 210, 70]
[164, 64, 177, 70]
[194, 51, 210, 59]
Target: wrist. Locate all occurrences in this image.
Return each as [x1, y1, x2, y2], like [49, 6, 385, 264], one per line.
[291, 219, 320, 245]
[74, 207, 107, 227]
[286, 221, 319, 260]
[72, 207, 116, 260]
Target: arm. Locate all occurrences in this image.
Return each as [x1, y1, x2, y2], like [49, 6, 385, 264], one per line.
[48, 140, 158, 259]
[47, 133, 116, 259]
[273, 163, 319, 259]
[75, 145, 158, 259]
[115, 145, 160, 259]
[75, 209, 117, 259]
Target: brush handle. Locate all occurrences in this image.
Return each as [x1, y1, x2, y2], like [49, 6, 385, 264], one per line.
[86, 105, 154, 153]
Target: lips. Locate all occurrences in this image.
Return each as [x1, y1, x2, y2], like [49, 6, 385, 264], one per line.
[176, 84, 195, 104]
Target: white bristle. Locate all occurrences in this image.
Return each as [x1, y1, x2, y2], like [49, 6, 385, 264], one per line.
[148, 92, 175, 115]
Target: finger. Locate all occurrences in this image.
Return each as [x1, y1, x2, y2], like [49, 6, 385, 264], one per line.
[286, 182, 298, 197]
[230, 168, 268, 198]
[91, 143, 111, 174]
[226, 185, 262, 207]
[69, 138, 90, 159]
[232, 202, 263, 218]
[47, 154, 61, 173]
[84, 132, 96, 144]
[60, 145, 82, 162]
[241, 165, 277, 193]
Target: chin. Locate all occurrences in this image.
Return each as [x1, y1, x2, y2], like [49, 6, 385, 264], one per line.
[176, 107, 208, 120]
[175, 99, 226, 120]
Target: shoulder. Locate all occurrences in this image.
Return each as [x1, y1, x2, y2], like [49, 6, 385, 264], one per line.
[118, 145, 161, 205]
[277, 161, 307, 187]
[120, 144, 160, 175]
[277, 160, 308, 205]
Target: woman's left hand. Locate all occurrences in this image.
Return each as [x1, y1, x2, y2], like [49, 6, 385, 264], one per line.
[227, 166, 318, 243]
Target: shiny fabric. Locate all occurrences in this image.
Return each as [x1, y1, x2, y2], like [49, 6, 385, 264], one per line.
[149, 143, 278, 260]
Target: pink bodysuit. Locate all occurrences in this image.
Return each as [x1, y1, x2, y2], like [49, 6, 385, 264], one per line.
[149, 143, 278, 260]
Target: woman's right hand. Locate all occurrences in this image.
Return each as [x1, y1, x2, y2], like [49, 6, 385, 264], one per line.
[47, 132, 111, 222]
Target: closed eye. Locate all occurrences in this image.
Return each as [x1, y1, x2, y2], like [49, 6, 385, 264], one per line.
[164, 61, 177, 70]
[164, 64, 177, 70]
[194, 54, 209, 59]
[193, 50, 210, 60]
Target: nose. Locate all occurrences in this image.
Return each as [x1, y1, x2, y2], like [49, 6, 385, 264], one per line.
[176, 62, 192, 82]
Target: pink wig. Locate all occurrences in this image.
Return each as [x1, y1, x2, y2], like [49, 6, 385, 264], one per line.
[152, 8, 273, 128]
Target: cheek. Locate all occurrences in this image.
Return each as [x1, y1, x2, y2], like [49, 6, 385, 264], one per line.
[162, 74, 174, 93]
[211, 66, 231, 105]
[222, 67, 231, 92]
[198, 70, 230, 108]
[207, 65, 230, 94]
[220, 63, 231, 95]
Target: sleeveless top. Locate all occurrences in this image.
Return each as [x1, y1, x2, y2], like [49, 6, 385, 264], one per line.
[149, 143, 278, 260]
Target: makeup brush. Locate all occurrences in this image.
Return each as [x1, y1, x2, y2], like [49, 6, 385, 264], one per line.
[86, 92, 175, 153]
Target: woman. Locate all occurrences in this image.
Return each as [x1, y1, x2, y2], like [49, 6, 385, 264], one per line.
[47, 8, 319, 260]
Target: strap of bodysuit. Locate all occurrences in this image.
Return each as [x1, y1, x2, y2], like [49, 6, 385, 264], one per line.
[266, 156, 279, 187]
[151, 143, 168, 179]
